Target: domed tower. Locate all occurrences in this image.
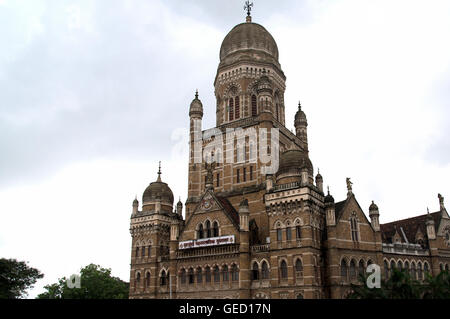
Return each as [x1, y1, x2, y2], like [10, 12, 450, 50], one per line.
[214, 10, 286, 126]
[275, 149, 313, 186]
[142, 163, 174, 213]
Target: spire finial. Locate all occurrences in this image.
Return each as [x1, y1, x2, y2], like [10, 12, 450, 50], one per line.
[244, 1, 253, 22]
[157, 161, 162, 182]
[327, 185, 330, 195]
[298, 101, 302, 111]
[195, 89, 198, 99]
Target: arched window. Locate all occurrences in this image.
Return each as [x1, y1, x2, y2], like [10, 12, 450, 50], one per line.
[235, 96, 240, 119]
[295, 259, 303, 279]
[296, 225, 301, 239]
[350, 260, 356, 280]
[261, 261, 269, 279]
[136, 272, 141, 287]
[188, 268, 194, 284]
[231, 264, 239, 281]
[213, 266, 220, 283]
[350, 215, 359, 242]
[198, 224, 204, 239]
[145, 272, 150, 288]
[341, 259, 348, 281]
[286, 227, 292, 241]
[222, 265, 229, 282]
[135, 246, 140, 257]
[205, 266, 211, 283]
[277, 228, 282, 242]
[418, 262, 423, 281]
[180, 269, 186, 285]
[404, 261, 410, 275]
[384, 260, 389, 279]
[390, 260, 396, 275]
[229, 98, 234, 121]
[213, 222, 219, 237]
[424, 263, 429, 276]
[205, 220, 211, 238]
[160, 270, 167, 286]
[358, 260, 365, 277]
[196, 267, 202, 284]
[411, 262, 417, 280]
[397, 260, 402, 270]
[251, 95, 257, 116]
[280, 260, 288, 279]
[252, 262, 259, 280]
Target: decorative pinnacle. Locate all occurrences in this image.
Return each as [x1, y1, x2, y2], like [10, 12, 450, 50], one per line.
[327, 185, 330, 195]
[157, 161, 162, 182]
[298, 101, 302, 110]
[195, 89, 198, 99]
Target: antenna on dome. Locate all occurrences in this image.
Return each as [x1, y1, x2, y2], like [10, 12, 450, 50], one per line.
[244, 1, 253, 23]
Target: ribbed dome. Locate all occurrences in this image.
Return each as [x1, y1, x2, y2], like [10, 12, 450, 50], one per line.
[369, 201, 379, 212]
[324, 193, 335, 204]
[219, 22, 279, 67]
[142, 176, 174, 206]
[277, 149, 313, 176]
[189, 91, 203, 117]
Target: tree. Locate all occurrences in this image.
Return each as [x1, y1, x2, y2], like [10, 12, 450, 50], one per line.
[37, 264, 129, 299]
[348, 268, 450, 299]
[0, 258, 44, 299]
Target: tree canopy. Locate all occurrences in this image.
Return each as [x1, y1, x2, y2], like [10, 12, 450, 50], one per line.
[37, 264, 129, 299]
[348, 268, 450, 299]
[0, 258, 44, 299]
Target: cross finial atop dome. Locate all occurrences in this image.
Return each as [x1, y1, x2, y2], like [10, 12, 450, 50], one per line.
[244, 1, 253, 22]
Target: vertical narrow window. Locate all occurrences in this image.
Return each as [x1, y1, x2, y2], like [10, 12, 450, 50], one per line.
[205, 267, 211, 283]
[235, 96, 240, 119]
[229, 98, 234, 121]
[252, 262, 259, 280]
[251, 95, 257, 116]
[135, 246, 140, 257]
[250, 166, 253, 180]
[231, 264, 239, 281]
[350, 260, 356, 280]
[136, 272, 141, 287]
[341, 260, 348, 281]
[180, 269, 186, 285]
[358, 260, 365, 277]
[296, 226, 301, 239]
[295, 259, 303, 279]
[418, 263, 423, 281]
[206, 220, 211, 238]
[146, 272, 150, 288]
[276, 104, 279, 121]
[188, 268, 194, 284]
[243, 167, 246, 182]
[286, 227, 292, 240]
[160, 270, 166, 286]
[350, 215, 359, 242]
[261, 261, 269, 279]
[411, 262, 417, 280]
[213, 221, 219, 237]
[141, 246, 145, 257]
[196, 267, 202, 284]
[213, 266, 220, 283]
[216, 173, 220, 187]
[277, 228, 282, 241]
[147, 246, 151, 257]
[198, 224, 204, 239]
[222, 265, 229, 282]
[280, 260, 288, 279]
[384, 261, 389, 279]
[237, 169, 240, 183]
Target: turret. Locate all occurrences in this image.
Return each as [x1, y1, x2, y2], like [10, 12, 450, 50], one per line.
[369, 201, 380, 231]
[294, 102, 308, 151]
[324, 187, 335, 226]
[239, 198, 249, 232]
[176, 198, 183, 217]
[426, 208, 436, 240]
[132, 197, 139, 215]
[315, 169, 323, 193]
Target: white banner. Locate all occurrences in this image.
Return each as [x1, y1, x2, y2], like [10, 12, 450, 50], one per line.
[178, 235, 235, 250]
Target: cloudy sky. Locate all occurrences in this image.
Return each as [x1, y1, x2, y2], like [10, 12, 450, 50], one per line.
[1, 0, 449, 298]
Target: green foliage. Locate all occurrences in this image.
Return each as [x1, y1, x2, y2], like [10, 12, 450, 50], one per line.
[348, 268, 450, 299]
[37, 264, 129, 299]
[0, 258, 44, 299]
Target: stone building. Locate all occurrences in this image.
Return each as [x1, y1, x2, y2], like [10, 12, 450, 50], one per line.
[128, 12, 450, 299]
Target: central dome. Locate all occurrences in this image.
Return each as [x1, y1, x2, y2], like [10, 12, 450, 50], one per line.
[219, 22, 279, 67]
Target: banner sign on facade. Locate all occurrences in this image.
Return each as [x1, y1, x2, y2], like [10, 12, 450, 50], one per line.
[178, 235, 235, 250]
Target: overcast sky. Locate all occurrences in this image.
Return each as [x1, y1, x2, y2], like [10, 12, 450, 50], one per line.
[1, 0, 449, 298]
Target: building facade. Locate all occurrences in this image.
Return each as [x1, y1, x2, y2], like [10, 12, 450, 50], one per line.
[128, 13, 450, 299]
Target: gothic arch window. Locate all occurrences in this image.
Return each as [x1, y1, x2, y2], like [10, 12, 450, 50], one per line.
[404, 261, 410, 275]
[213, 266, 220, 283]
[341, 259, 348, 282]
[198, 224, 204, 239]
[205, 266, 211, 283]
[229, 98, 234, 121]
[349, 259, 356, 281]
[252, 262, 259, 280]
[261, 261, 269, 279]
[384, 260, 389, 279]
[213, 221, 219, 237]
[390, 260, 396, 276]
[136, 272, 141, 287]
[358, 260, 365, 277]
[147, 246, 151, 258]
[424, 262, 430, 276]
[251, 94, 257, 116]
[145, 272, 150, 288]
[397, 260, 403, 270]
[286, 226, 292, 241]
[160, 270, 167, 286]
[350, 213, 359, 242]
[196, 267, 203, 284]
[411, 262, 417, 280]
[295, 259, 303, 279]
[141, 245, 145, 257]
[222, 265, 229, 282]
[135, 246, 140, 257]
[231, 264, 239, 281]
[235, 96, 240, 119]
[205, 220, 211, 238]
[280, 260, 288, 279]
[188, 268, 194, 284]
[417, 262, 423, 281]
[180, 269, 186, 285]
